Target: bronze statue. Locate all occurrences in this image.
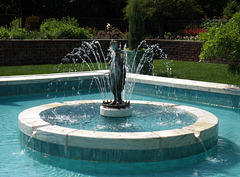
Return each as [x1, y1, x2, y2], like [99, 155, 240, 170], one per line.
[102, 41, 130, 109]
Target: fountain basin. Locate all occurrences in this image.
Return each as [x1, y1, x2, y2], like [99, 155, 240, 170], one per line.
[18, 100, 218, 163]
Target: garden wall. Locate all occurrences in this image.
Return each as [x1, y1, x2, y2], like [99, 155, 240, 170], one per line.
[0, 39, 203, 66]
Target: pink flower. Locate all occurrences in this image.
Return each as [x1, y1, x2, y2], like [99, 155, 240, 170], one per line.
[106, 23, 111, 30]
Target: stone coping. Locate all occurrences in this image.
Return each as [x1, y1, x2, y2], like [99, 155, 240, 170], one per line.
[0, 70, 108, 86]
[0, 71, 239, 96]
[18, 100, 218, 158]
[126, 73, 240, 96]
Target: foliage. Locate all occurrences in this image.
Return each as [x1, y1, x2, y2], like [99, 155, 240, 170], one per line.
[126, 0, 145, 50]
[163, 32, 201, 40]
[61, 16, 79, 27]
[0, 0, 127, 20]
[200, 16, 229, 29]
[8, 17, 28, 39]
[39, 17, 92, 39]
[9, 17, 23, 30]
[199, 12, 240, 74]
[9, 28, 28, 39]
[0, 17, 34, 39]
[131, 0, 202, 37]
[85, 26, 98, 38]
[163, 22, 207, 40]
[195, 0, 229, 18]
[97, 23, 126, 39]
[25, 16, 41, 31]
[0, 27, 10, 39]
[139, 0, 202, 18]
[163, 15, 229, 41]
[0, 17, 92, 39]
[223, 0, 240, 19]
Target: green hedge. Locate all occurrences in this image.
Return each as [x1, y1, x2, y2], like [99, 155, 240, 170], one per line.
[0, 27, 10, 39]
[40, 18, 92, 39]
[0, 17, 92, 39]
[200, 12, 240, 74]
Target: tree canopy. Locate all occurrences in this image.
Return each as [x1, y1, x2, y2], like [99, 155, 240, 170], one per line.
[124, 0, 202, 36]
[0, 0, 127, 19]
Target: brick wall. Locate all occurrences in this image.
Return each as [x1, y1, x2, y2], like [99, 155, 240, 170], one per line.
[147, 39, 203, 62]
[0, 39, 203, 66]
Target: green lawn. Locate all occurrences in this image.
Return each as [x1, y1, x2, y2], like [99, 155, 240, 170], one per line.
[0, 60, 239, 86]
[153, 60, 240, 86]
[0, 63, 109, 76]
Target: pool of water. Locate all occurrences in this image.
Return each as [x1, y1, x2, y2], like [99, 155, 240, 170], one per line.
[40, 103, 195, 132]
[0, 89, 240, 176]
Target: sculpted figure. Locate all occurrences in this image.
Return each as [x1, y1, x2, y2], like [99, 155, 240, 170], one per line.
[108, 41, 126, 105]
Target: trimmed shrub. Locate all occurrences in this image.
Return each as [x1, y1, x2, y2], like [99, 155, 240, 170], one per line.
[0, 16, 92, 39]
[40, 17, 92, 39]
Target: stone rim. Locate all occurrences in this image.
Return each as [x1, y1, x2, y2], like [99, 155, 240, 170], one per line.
[18, 100, 219, 162]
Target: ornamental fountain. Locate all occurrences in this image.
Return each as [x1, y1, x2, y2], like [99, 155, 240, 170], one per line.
[18, 40, 218, 164]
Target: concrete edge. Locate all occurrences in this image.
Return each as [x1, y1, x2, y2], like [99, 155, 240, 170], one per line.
[18, 100, 218, 150]
[1, 71, 239, 96]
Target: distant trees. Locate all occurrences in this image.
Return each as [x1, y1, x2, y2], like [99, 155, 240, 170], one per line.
[125, 0, 240, 37]
[136, 0, 202, 37]
[1, 0, 239, 37]
[0, 0, 127, 19]
[195, 0, 229, 18]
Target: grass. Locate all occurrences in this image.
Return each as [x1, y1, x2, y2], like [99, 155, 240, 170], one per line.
[0, 63, 109, 76]
[0, 60, 239, 86]
[153, 60, 240, 86]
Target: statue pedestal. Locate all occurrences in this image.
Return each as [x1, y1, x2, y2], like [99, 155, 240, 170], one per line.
[100, 105, 133, 117]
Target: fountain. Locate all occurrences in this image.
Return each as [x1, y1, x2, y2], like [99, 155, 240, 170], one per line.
[18, 40, 218, 164]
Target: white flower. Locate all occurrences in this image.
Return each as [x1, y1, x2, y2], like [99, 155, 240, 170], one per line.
[106, 23, 111, 30]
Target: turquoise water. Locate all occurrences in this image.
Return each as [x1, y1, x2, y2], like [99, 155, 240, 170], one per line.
[41, 103, 195, 132]
[0, 90, 240, 176]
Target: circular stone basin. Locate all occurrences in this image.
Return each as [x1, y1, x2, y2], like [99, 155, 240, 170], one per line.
[40, 102, 196, 132]
[18, 100, 218, 163]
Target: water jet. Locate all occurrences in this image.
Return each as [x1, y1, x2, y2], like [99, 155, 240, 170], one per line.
[18, 40, 218, 165]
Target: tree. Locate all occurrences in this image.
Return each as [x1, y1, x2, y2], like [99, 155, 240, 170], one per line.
[199, 12, 240, 74]
[196, 0, 229, 18]
[126, 0, 145, 50]
[0, 0, 127, 19]
[0, 0, 22, 14]
[67, 0, 126, 19]
[223, 0, 240, 18]
[127, 0, 202, 37]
